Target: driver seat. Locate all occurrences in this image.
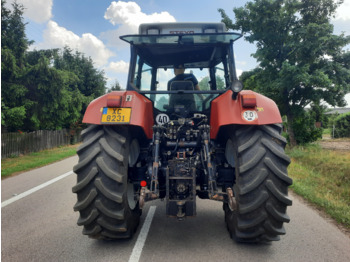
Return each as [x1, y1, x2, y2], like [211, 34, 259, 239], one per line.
[169, 81, 196, 113]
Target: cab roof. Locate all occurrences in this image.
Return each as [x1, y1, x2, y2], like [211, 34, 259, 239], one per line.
[119, 23, 242, 68]
[138, 22, 227, 34]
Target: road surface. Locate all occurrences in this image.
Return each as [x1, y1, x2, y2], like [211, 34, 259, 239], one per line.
[2, 156, 350, 262]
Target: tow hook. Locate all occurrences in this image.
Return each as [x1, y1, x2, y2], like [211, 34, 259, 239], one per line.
[139, 187, 158, 209]
[226, 187, 236, 211]
[139, 187, 147, 209]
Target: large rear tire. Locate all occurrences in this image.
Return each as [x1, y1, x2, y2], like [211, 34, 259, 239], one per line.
[224, 124, 292, 243]
[73, 125, 141, 239]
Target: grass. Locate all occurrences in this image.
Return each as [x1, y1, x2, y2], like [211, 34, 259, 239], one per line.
[323, 128, 331, 135]
[286, 143, 350, 228]
[1, 144, 80, 178]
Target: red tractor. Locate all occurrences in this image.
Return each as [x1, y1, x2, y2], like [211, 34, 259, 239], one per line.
[73, 22, 292, 243]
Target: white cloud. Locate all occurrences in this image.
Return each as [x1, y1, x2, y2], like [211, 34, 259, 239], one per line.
[101, 1, 176, 47]
[107, 60, 130, 73]
[104, 1, 175, 28]
[345, 93, 350, 106]
[34, 21, 114, 67]
[42, 21, 79, 46]
[17, 0, 53, 23]
[236, 69, 243, 78]
[157, 69, 174, 91]
[235, 60, 247, 67]
[335, 0, 350, 21]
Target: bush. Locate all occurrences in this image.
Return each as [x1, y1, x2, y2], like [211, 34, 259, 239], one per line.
[292, 116, 323, 144]
[284, 110, 323, 145]
[333, 112, 350, 138]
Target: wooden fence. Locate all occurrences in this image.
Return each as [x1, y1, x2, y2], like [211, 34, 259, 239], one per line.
[1, 129, 76, 159]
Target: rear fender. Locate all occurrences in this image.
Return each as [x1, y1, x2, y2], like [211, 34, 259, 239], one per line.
[210, 90, 282, 139]
[83, 91, 154, 139]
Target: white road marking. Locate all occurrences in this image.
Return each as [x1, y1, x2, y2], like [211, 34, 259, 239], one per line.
[1, 171, 74, 208]
[129, 206, 157, 262]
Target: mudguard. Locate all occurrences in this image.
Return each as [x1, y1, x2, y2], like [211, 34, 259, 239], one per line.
[83, 91, 154, 139]
[210, 90, 282, 139]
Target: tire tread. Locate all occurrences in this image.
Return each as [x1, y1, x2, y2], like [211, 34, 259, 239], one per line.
[224, 125, 292, 243]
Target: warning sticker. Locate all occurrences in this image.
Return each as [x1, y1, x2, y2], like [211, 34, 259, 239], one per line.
[126, 95, 133, 102]
[242, 110, 258, 122]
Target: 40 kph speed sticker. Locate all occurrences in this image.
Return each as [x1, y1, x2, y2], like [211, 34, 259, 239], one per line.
[156, 113, 170, 125]
[242, 110, 258, 122]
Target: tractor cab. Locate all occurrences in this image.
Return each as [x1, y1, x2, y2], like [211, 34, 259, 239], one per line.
[120, 23, 242, 118]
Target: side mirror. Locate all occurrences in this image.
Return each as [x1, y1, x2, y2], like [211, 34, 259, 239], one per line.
[230, 80, 243, 100]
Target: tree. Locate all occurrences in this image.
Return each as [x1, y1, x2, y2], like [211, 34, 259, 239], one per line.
[108, 80, 122, 92]
[155, 96, 168, 110]
[23, 53, 86, 130]
[1, 0, 109, 132]
[220, 0, 350, 146]
[198, 75, 225, 90]
[1, 0, 32, 66]
[53, 47, 106, 97]
[199, 76, 211, 91]
[1, 0, 33, 131]
[309, 103, 328, 124]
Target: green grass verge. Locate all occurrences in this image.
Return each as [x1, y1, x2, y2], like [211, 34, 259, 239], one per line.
[1, 144, 79, 178]
[286, 144, 350, 228]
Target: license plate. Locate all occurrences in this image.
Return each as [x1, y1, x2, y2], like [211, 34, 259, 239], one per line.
[101, 108, 131, 123]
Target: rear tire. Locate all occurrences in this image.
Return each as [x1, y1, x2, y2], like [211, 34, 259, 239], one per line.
[224, 124, 292, 243]
[73, 125, 141, 240]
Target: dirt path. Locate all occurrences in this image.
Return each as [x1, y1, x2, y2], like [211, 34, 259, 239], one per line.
[318, 137, 350, 151]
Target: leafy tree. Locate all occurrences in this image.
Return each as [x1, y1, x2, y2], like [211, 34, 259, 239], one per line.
[216, 75, 225, 90]
[239, 68, 261, 91]
[22, 54, 84, 130]
[108, 80, 122, 92]
[1, 0, 33, 131]
[309, 103, 328, 125]
[51, 47, 106, 128]
[220, 0, 350, 146]
[198, 75, 225, 90]
[53, 47, 106, 97]
[199, 76, 211, 91]
[1, 0, 32, 67]
[1, 0, 109, 132]
[155, 96, 168, 110]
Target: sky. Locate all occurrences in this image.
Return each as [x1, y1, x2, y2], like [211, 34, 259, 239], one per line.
[5, 0, 350, 106]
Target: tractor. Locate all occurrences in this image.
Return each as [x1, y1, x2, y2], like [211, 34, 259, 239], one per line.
[73, 22, 292, 243]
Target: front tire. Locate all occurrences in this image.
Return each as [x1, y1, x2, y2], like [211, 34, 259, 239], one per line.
[73, 125, 141, 239]
[224, 124, 292, 243]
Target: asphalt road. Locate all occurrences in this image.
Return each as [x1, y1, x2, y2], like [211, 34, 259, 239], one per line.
[2, 156, 350, 262]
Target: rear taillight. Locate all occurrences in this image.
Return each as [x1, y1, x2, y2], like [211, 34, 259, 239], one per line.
[107, 95, 122, 107]
[242, 94, 256, 108]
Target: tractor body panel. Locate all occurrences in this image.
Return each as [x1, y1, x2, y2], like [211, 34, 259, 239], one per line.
[210, 90, 282, 139]
[82, 91, 154, 139]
